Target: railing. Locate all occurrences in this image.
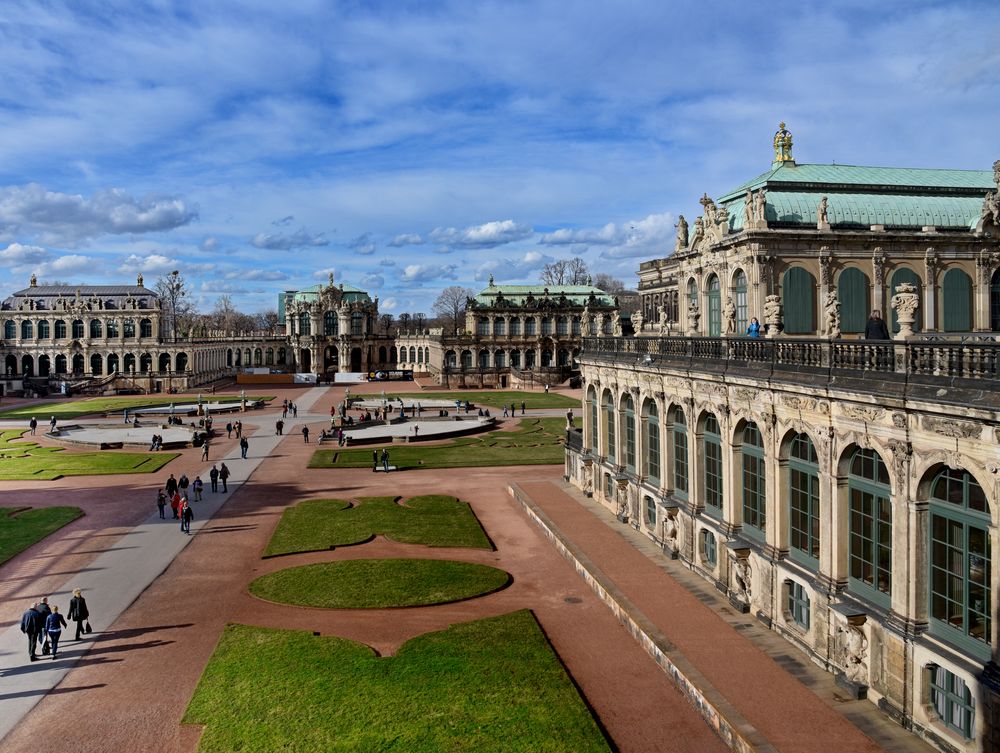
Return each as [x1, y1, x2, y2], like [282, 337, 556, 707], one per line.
[565, 428, 583, 452]
[581, 336, 1000, 383]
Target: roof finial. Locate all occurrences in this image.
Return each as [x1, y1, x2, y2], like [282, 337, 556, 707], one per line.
[773, 122, 794, 164]
[137, 273, 143, 287]
[488, 273, 495, 287]
[328, 272, 334, 287]
[29, 273, 37, 287]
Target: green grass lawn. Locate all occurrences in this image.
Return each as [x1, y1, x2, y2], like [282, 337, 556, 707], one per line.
[382, 390, 578, 409]
[184, 611, 612, 753]
[0, 394, 275, 420]
[310, 417, 566, 472]
[250, 559, 510, 608]
[264, 495, 491, 557]
[0, 429, 178, 480]
[0, 506, 84, 565]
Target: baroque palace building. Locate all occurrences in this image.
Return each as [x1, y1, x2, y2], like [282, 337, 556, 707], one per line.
[567, 127, 1000, 752]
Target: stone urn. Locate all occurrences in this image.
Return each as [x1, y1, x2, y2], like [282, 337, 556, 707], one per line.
[890, 283, 919, 340]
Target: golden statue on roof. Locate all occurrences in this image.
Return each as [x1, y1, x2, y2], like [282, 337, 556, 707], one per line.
[773, 122, 793, 163]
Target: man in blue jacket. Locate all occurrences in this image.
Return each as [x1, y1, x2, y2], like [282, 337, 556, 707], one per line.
[20, 603, 44, 661]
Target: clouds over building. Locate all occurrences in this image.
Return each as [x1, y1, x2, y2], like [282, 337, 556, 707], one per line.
[251, 228, 329, 250]
[428, 220, 532, 249]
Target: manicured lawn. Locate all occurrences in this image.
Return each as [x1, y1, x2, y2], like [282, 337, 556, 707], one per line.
[184, 611, 612, 753]
[0, 429, 178, 480]
[0, 506, 84, 565]
[310, 417, 566, 471]
[383, 390, 578, 409]
[264, 495, 491, 557]
[250, 559, 510, 608]
[0, 395, 274, 420]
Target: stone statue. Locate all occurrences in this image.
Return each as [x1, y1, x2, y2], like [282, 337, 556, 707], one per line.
[661, 512, 678, 554]
[581, 304, 592, 336]
[687, 304, 700, 335]
[816, 196, 829, 227]
[994, 159, 1000, 188]
[717, 205, 729, 233]
[773, 122, 793, 162]
[631, 309, 644, 332]
[691, 217, 704, 247]
[982, 190, 1000, 226]
[29, 273, 37, 287]
[583, 463, 594, 495]
[890, 282, 920, 339]
[733, 557, 752, 604]
[616, 483, 629, 521]
[136, 273, 144, 287]
[838, 625, 869, 685]
[674, 215, 688, 251]
[754, 188, 768, 223]
[611, 309, 622, 336]
[823, 290, 841, 339]
[763, 294, 782, 338]
[658, 302, 668, 329]
[723, 296, 737, 335]
[743, 189, 754, 226]
[699, 194, 717, 225]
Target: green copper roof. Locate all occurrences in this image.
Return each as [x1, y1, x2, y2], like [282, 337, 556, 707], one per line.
[292, 283, 371, 303]
[719, 162, 994, 201]
[473, 284, 615, 307]
[722, 191, 984, 231]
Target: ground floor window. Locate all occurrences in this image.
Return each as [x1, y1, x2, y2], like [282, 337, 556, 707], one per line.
[787, 581, 810, 630]
[700, 529, 716, 566]
[930, 666, 974, 740]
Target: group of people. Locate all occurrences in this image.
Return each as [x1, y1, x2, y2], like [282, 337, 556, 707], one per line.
[224, 420, 244, 439]
[159, 473, 200, 533]
[741, 310, 894, 339]
[27, 416, 58, 435]
[147, 434, 166, 451]
[281, 399, 298, 418]
[371, 448, 391, 472]
[19, 591, 90, 661]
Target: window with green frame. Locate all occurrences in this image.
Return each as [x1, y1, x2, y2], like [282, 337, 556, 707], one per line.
[701, 529, 717, 566]
[929, 467, 991, 655]
[673, 407, 688, 498]
[741, 423, 765, 537]
[645, 400, 660, 482]
[703, 414, 722, 515]
[789, 433, 820, 565]
[645, 496, 657, 527]
[787, 580, 810, 630]
[602, 392, 615, 461]
[733, 269, 748, 333]
[848, 448, 892, 605]
[930, 666, 975, 740]
[587, 387, 598, 452]
[623, 396, 636, 472]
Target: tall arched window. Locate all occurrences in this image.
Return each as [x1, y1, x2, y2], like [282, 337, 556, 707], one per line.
[622, 395, 636, 473]
[741, 423, 765, 537]
[788, 433, 820, 566]
[72, 319, 84, 338]
[106, 319, 119, 338]
[672, 407, 688, 499]
[140, 318, 153, 338]
[351, 313, 364, 335]
[494, 318, 506, 336]
[991, 269, 1000, 332]
[510, 317, 521, 336]
[706, 275, 721, 336]
[38, 320, 50, 339]
[782, 267, 817, 334]
[90, 319, 102, 338]
[324, 311, 339, 335]
[848, 448, 892, 605]
[298, 312, 311, 336]
[687, 278, 698, 312]
[889, 268, 921, 333]
[943, 268, 973, 332]
[123, 318, 135, 338]
[21, 320, 33, 339]
[602, 391, 615, 462]
[703, 414, 722, 515]
[54, 320, 66, 339]
[837, 268, 871, 334]
[644, 400, 659, 484]
[733, 269, 748, 333]
[929, 468, 991, 655]
[3, 320, 14, 339]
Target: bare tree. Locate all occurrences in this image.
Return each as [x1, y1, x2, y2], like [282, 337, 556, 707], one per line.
[593, 273, 626, 294]
[413, 312, 427, 331]
[398, 312, 412, 331]
[259, 309, 279, 333]
[155, 270, 194, 341]
[432, 286, 475, 334]
[566, 257, 590, 284]
[379, 313, 394, 334]
[541, 256, 589, 286]
[212, 294, 239, 332]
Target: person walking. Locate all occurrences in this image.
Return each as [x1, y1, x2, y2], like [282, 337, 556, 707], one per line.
[165, 473, 178, 498]
[182, 500, 194, 534]
[201, 439, 210, 461]
[170, 491, 181, 519]
[521, 401, 526, 415]
[156, 489, 167, 518]
[864, 310, 891, 340]
[49, 416, 57, 432]
[746, 317, 762, 338]
[20, 603, 44, 661]
[302, 425, 309, 443]
[209, 465, 219, 492]
[219, 463, 230, 492]
[45, 606, 67, 659]
[372, 449, 378, 472]
[381, 448, 389, 472]
[292, 403, 298, 418]
[29, 417, 37, 435]
[240, 436, 249, 459]
[68, 589, 90, 641]
[275, 419, 284, 435]
[192, 475, 204, 502]
[235, 421, 242, 439]
[178, 473, 190, 498]
[226, 421, 233, 438]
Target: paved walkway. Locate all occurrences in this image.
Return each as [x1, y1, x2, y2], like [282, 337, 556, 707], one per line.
[0, 386, 330, 741]
[513, 480, 933, 753]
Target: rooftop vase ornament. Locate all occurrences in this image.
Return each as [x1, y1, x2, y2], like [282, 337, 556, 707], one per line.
[890, 282, 919, 340]
[763, 294, 783, 338]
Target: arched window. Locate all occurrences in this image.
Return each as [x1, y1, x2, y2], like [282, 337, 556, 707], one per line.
[351, 312, 364, 335]
[687, 278, 698, 311]
[37, 320, 50, 339]
[493, 318, 505, 336]
[140, 318, 153, 338]
[556, 316, 568, 336]
[706, 274, 721, 336]
[107, 353, 119, 373]
[266, 348, 274, 365]
[54, 320, 66, 339]
[541, 317, 553, 335]
[701, 529, 717, 566]
[703, 414, 722, 515]
[123, 353, 135, 373]
[929, 468, 991, 654]
[788, 433, 820, 566]
[72, 319, 84, 338]
[140, 353, 152, 373]
[645, 496, 657, 528]
[930, 667, 975, 740]
[587, 387, 598, 452]
[254, 348, 262, 366]
[837, 268, 870, 334]
[176, 352, 188, 371]
[123, 318, 135, 338]
[106, 319, 119, 338]
[55, 354, 67, 374]
[409, 346, 416, 363]
[571, 316, 581, 335]
[21, 320, 33, 339]
[943, 268, 973, 332]
[741, 423, 765, 537]
[644, 400, 659, 483]
[622, 395, 636, 473]
[848, 448, 892, 605]
[90, 319, 102, 338]
[90, 353, 103, 375]
[510, 349, 521, 368]
[324, 311, 339, 335]
[991, 269, 1000, 332]
[277, 348, 287, 365]
[673, 407, 688, 499]
[461, 350, 472, 369]
[298, 312, 311, 336]
[510, 317, 522, 336]
[3, 320, 14, 339]
[602, 391, 615, 462]
[418, 348, 425, 364]
[494, 350, 506, 368]
[478, 349, 489, 368]
[159, 352, 171, 372]
[525, 349, 536, 368]
[733, 269, 748, 333]
[889, 268, 921, 333]
[477, 318, 489, 336]
[782, 267, 817, 334]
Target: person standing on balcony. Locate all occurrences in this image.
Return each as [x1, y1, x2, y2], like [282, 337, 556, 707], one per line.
[746, 317, 761, 338]
[864, 310, 890, 340]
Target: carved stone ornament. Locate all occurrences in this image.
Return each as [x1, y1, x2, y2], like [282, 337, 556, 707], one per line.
[891, 412, 907, 429]
[661, 510, 679, 554]
[871, 248, 886, 287]
[838, 623, 869, 684]
[818, 248, 833, 287]
[924, 247, 940, 284]
[890, 282, 919, 340]
[732, 556, 753, 605]
[733, 387, 758, 403]
[887, 439, 910, 491]
[842, 404, 884, 423]
[823, 290, 841, 339]
[763, 294, 782, 338]
[922, 415, 981, 439]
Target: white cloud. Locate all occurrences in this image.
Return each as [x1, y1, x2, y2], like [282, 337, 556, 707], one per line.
[380, 297, 398, 312]
[361, 272, 384, 288]
[118, 253, 178, 273]
[0, 184, 196, 244]
[539, 222, 620, 246]
[312, 267, 337, 280]
[200, 236, 219, 252]
[251, 228, 329, 250]
[388, 233, 424, 247]
[200, 281, 257, 294]
[349, 232, 376, 255]
[33, 254, 94, 277]
[380, 258, 397, 267]
[541, 211, 675, 260]
[474, 250, 551, 281]
[232, 269, 289, 281]
[401, 263, 457, 282]
[0, 242, 49, 267]
[428, 220, 532, 249]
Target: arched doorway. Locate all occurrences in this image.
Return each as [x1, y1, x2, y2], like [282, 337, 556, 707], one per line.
[90, 353, 102, 375]
[350, 347, 362, 372]
[838, 268, 871, 334]
[324, 346, 339, 372]
[107, 354, 119, 373]
[300, 348, 311, 373]
[159, 353, 171, 372]
[55, 355, 67, 374]
[782, 267, 817, 334]
[140, 353, 152, 373]
[72, 353, 84, 374]
[5, 354, 16, 375]
[943, 268, 973, 332]
[21, 355, 34, 376]
[706, 274, 721, 336]
[124, 353, 136, 373]
[175, 353, 188, 372]
[38, 355, 50, 377]
[226, 348, 233, 367]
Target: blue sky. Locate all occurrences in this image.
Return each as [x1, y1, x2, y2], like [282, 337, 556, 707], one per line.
[0, 0, 997, 314]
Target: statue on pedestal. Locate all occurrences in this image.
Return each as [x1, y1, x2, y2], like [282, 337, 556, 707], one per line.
[674, 215, 688, 251]
[823, 290, 841, 339]
[890, 282, 920, 339]
[816, 196, 829, 228]
[763, 294, 782, 338]
[687, 304, 700, 335]
[723, 296, 737, 335]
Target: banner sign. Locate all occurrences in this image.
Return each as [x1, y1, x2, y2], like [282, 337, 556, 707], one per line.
[367, 370, 414, 382]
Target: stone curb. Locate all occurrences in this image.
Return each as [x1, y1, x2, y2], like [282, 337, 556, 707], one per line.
[510, 483, 777, 753]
